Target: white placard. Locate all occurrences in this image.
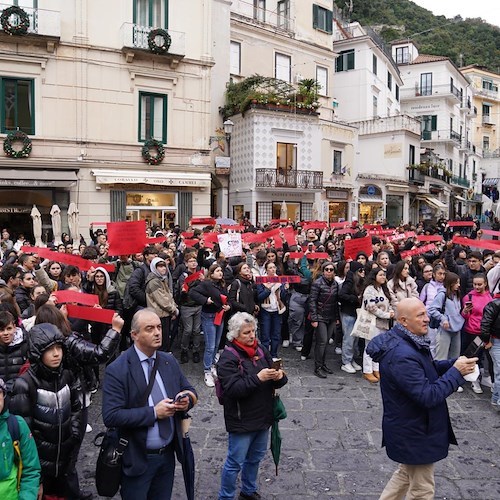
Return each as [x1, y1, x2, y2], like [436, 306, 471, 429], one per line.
[217, 232, 242, 258]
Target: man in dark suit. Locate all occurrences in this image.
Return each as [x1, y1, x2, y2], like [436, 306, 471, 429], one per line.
[102, 308, 198, 500]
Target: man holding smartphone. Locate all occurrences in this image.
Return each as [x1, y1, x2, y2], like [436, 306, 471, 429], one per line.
[367, 298, 477, 499]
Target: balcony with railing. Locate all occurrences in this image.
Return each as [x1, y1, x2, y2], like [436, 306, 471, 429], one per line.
[121, 23, 185, 65]
[231, 0, 295, 32]
[401, 83, 463, 101]
[451, 176, 470, 188]
[484, 148, 500, 159]
[421, 129, 462, 144]
[482, 114, 495, 126]
[0, 3, 60, 40]
[408, 165, 451, 185]
[353, 114, 421, 136]
[255, 169, 323, 190]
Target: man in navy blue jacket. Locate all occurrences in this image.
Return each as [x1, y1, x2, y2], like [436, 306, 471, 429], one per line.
[367, 297, 477, 499]
[102, 308, 197, 500]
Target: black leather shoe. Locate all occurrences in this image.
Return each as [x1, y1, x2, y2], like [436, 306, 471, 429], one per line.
[239, 492, 262, 500]
[78, 491, 93, 500]
[321, 365, 333, 374]
[314, 368, 327, 379]
[192, 351, 201, 363]
[180, 351, 188, 364]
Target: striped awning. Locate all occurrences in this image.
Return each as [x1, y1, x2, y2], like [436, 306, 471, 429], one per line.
[483, 178, 499, 186]
[359, 194, 383, 203]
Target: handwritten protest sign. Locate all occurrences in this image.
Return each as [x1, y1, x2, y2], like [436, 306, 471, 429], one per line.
[344, 236, 372, 260]
[218, 233, 242, 258]
[52, 291, 99, 307]
[66, 304, 115, 324]
[255, 276, 301, 284]
[107, 220, 147, 256]
[400, 244, 436, 259]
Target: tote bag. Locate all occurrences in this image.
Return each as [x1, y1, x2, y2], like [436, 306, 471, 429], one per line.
[350, 308, 378, 340]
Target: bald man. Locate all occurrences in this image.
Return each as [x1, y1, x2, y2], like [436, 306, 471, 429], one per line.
[366, 298, 477, 500]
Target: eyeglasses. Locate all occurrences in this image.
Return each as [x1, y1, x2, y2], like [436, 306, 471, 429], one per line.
[324, 268, 334, 272]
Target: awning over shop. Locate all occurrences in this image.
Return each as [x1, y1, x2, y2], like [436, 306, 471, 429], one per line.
[92, 169, 211, 188]
[358, 194, 383, 203]
[483, 178, 499, 187]
[454, 195, 468, 202]
[0, 169, 78, 188]
[417, 195, 447, 209]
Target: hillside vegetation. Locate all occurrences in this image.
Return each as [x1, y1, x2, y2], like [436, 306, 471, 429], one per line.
[334, 0, 500, 72]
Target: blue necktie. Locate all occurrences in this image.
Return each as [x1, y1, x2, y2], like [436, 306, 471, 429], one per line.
[147, 358, 172, 441]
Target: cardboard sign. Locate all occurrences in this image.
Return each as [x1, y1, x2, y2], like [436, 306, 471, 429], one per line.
[218, 233, 243, 258]
[107, 220, 147, 256]
[52, 291, 99, 306]
[400, 244, 437, 259]
[386, 233, 407, 243]
[416, 235, 444, 242]
[21, 247, 115, 273]
[452, 235, 500, 251]
[255, 276, 301, 284]
[448, 221, 475, 227]
[66, 304, 115, 324]
[368, 229, 395, 236]
[344, 236, 372, 260]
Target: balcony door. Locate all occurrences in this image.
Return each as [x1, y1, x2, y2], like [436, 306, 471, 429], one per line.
[134, 0, 168, 28]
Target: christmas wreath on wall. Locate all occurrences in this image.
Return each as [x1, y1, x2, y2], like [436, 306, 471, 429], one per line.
[1, 6, 30, 36]
[141, 139, 165, 165]
[147, 28, 172, 55]
[3, 130, 32, 159]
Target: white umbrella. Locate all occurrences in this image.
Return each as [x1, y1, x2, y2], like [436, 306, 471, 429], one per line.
[30, 205, 43, 247]
[280, 201, 288, 220]
[68, 202, 80, 243]
[50, 204, 62, 245]
[312, 202, 320, 221]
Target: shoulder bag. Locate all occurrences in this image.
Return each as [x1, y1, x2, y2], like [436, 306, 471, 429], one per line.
[350, 308, 378, 340]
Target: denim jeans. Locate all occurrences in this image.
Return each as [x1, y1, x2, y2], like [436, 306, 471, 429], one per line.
[219, 429, 269, 500]
[435, 329, 461, 361]
[490, 338, 500, 404]
[202, 311, 224, 371]
[180, 305, 202, 352]
[259, 309, 281, 358]
[340, 313, 358, 365]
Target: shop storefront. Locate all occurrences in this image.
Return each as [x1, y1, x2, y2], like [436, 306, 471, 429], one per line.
[358, 185, 384, 224]
[326, 189, 349, 222]
[417, 195, 448, 222]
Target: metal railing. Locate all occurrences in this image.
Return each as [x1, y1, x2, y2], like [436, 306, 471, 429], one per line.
[408, 166, 450, 183]
[121, 23, 185, 56]
[451, 176, 470, 188]
[0, 3, 60, 37]
[255, 169, 323, 189]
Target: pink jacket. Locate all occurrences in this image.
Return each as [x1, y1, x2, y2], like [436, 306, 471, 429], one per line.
[461, 290, 493, 334]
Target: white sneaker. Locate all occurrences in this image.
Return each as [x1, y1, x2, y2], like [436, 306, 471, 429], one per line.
[341, 363, 356, 374]
[214, 351, 222, 364]
[210, 365, 218, 378]
[295, 346, 302, 352]
[282, 340, 290, 348]
[335, 347, 342, 355]
[204, 372, 215, 387]
[351, 360, 362, 371]
[481, 376, 493, 388]
[300, 355, 307, 361]
[86, 424, 92, 433]
[456, 386, 464, 393]
[328, 338, 334, 345]
[471, 381, 483, 394]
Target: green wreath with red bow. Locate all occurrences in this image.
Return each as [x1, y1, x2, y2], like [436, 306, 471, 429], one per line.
[141, 139, 165, 165]
[147, 28, 172, 55]
[1, 6, 30, 36]
[3, 131, 32, 158]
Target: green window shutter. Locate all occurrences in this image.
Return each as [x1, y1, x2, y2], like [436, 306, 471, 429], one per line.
[178, 192, 192, 230]
[312, 4, 318, 29]
[431, 115, 437, 131]
[326, 9, 333, 34]
[110, 190, 126, 222]
[347, 51, 355, 70]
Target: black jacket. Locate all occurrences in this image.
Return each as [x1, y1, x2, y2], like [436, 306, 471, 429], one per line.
[14, 286, 32, 313]
[480, 298, 500, 342]
[0, 328, 28, 392]
[188, 280, 228, 313]
[227, 277, 257, 315]
[338, 271, 361, 317]
[444, 250, 486, 296]
[127, 264, 150, 308]
[309, 276, 339, 323]
[217, 342, 287, 433]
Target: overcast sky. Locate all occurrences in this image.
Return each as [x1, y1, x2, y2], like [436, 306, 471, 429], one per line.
[412, 0, 500, 28]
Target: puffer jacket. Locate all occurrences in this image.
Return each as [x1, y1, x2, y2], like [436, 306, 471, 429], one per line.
[83, 268, 123, 316]
[14, 286, 32, 314]
[176, 271, 203, 308]
[0, 327, 28, 393]
[9, 323, 82, 479]
[217, 342, 287, 433]
[127, 264, 150, 308]
[227, 276, 258, 315]
[338, 270, 362, 317]
[387, 276, 419, 303]
[189, 279, 228, 313]
[309, 276, 339, 323]
[480, 298, 500, 342]
[366, 323, 462, 465]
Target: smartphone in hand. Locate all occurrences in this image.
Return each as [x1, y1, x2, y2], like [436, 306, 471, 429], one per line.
[174, 392, 188, 403]
[272, 358, 283, 370]
[463, 337, 484, 358]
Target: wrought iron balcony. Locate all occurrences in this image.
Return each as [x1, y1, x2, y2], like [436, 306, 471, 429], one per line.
[0, 3, 60, 39]
[255, 169, 323, 189]
[451, 176, 470, 188]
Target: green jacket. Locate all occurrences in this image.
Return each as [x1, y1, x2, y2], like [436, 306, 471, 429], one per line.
[0, 410, 40, 500]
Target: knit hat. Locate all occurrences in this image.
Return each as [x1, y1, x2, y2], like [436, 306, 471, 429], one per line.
[350, 261, 365, 273]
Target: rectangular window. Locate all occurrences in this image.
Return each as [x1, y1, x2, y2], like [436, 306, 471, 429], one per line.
[230, 41, 241, 75]
[482, 103, 491, 116]
[335, 49, 355, 72]
[1, 78, 34, 134]
[395, 46, 409, 64]
[387, 71, 392, 90]
[277, 0, 290, 29]
[482, 78, 498, 92]
[372, 55, 377, 75]
[420, 72, 432, 96]
[483, 136, 490, 151]
[139, 92, 167, 143]
[409, 145, 415, 165]
[253, 0, 266, 22]
[395, 84, 400, 101]
[421, 115, 437, 139]
[312, 4, 333, 33]
[134, 0, 168, 28]
[333, 150, 342, 174]
[276, 142, 297, 172]
[275, 53, 291, 82]
[316, 66, 328, 96]
[373, 95, 378, 117]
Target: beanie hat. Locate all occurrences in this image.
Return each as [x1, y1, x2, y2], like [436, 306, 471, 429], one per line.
[350, 261, 365, 273]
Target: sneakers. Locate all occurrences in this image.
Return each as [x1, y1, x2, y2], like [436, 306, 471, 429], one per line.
[239, 491, 262, 500]
[471, 380, 483, 394]
[341, 363, 356, 374]
[314, 368, 327, 379]
[295, 345, 302, 352]
[328, 338, 334, 345]
[85, 423, 93, 433]
[214, 351, 221, 363]
[456, 386, 464, 393]
[300, 355, 307, 361]
[210, 365, 218, 378]
[282, 340, 290, 348]
[180, 350, 188, 364]
[491, 401, 500, 412]
[204, 372, 215, 387]
[335, 347, 342, 355]
[192, 351, 200, 363]
[351, 360, 362, 371]
[481, 375, 493, 388]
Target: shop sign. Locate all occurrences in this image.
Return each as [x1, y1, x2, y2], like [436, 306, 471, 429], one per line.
[367, 185, 376, 195]
[326, 189, 348, 200]
[0, 179, 58, 187]
[0, 207, 31, 213]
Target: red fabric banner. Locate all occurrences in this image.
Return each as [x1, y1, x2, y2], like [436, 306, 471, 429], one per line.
[368, 229, 395, 236]
[214, 295, 228, 326]
[107, 221, 147, 256]
[480, 229, 500, 237]
[66, 304, 115, 324]
[363, 224, 382, 230]
[184, 271, 204, 285]
[448, 221, 475, 227]
[52, 291, 99, 306]
[330, 222, 350, 228]
[190, 217, 216, 226]
[181, 232, 194, 238]
[221, 225, 245, 231]
[301, 221, 328, 230]
[306, 252, 329, 260]
[344, 236, 372, 260]
[255, 276, 301, 284]
[400, 244, 436, 259]
[270, 219, 289, 225]
[416, 235, 444, 242]
[183, 239, 200, 247]
[281, 227, 296, 247]
[386, 233, 407, 243]
[334, 228, 355, 235]
[452, 236, 500, 250]
[146, 237, 166, 244]
[288, 252, 305, 259]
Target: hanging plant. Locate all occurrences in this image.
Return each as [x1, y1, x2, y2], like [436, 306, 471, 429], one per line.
[3, 130, 32, 159]
[147, 28, 172, 55]
[1, 6, 30, 36]
[141, 139, 165, 165]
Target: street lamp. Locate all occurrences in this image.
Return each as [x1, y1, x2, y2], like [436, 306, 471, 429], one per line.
[223, 119, 234, 218]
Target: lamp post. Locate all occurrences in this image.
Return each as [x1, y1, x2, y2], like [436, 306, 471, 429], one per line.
[223, 119, 234, 218]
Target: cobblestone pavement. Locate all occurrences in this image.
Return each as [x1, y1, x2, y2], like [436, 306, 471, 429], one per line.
[78, 344, 500, 499]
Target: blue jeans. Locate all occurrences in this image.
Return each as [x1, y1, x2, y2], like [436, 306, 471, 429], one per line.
[435, 329, 461, 360]
[490, 338, 500, 404]
[340, 313, 358, 365]
[202, 311, 224, 371]
[259, 309, 282, 358]
[120, 449, 175, 500]
[219, 429, 269, 500]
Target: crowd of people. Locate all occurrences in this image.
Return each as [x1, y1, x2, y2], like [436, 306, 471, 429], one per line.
[0, 214, 498, 499]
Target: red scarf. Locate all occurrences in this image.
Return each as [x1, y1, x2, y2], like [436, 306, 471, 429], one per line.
[233, 339, 258, 359]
